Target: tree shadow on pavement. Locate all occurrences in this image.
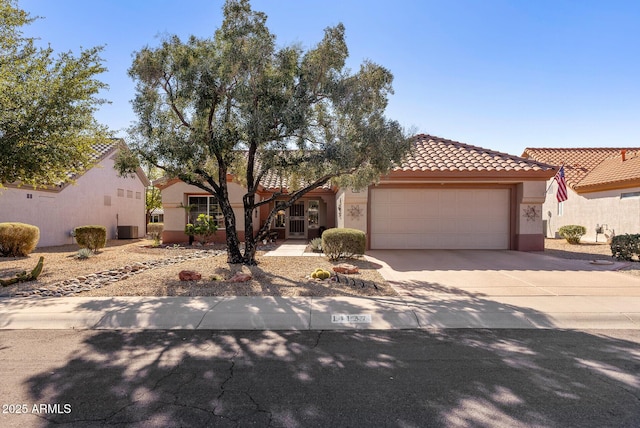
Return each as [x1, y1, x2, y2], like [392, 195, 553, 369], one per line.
[4, 327, 638, 427]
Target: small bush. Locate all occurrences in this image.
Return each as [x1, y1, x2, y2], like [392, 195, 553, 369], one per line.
[558, 225, 587, 244]
[310, 237, 323, 252]
[185, 214, 217, 244]
[610, 234, 640, 261]
[321, 228, 366, 261]
[75, 248, 93, 260]
[0, 222, 40, 257]
[147, 223, 164, 245]
[74, 225, 107, 253]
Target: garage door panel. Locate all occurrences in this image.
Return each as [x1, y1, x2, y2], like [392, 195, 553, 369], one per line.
[371, 188, 510, 250]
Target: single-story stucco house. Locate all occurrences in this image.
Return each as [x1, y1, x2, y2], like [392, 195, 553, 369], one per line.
[157, 135, 556, 251]
[0, 140, 150, 247]
[523, 147, 640, 242]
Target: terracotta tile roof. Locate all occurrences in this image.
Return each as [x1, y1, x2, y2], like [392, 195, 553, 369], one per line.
[258, 167, 333, 191]
[522, 147, 640, 191]
[64, 141, 118, 181]
[574, 150, 640, 190]
[394, 134, 554, 173]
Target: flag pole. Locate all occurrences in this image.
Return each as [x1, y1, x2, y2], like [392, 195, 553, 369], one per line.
[545, 164, 564, 194]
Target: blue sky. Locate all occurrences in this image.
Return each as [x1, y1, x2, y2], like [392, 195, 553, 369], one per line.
[22, 0, 640, 155]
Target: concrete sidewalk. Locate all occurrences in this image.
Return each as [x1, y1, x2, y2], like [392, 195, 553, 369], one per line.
[262, 240, 321, 257]
[1, 292, 638, 330]
[1, 248, 639, 331]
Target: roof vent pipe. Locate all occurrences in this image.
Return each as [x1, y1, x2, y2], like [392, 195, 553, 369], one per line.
[621, 149, 627, 161]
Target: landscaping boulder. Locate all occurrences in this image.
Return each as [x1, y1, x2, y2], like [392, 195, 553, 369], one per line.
[332, 263, 359, 274]
[179, 270, 202, 281]
[229, 272, 252, 283]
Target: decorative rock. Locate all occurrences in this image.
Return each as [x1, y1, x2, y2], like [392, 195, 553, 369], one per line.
[333, 263, 359, 274]
[179, 270, 202, 281]
[8, 248, 226, 298]
[228, 272, 252, 283]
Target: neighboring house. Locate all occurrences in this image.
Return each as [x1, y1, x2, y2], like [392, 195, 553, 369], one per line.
[157, 135, 555, 250]
[523, 147, 640, 242]
[0, 140, 150, 247]
[149, 208, 164, 223]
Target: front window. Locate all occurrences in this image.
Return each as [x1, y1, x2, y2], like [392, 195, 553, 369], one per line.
[187, 196, 224, 227]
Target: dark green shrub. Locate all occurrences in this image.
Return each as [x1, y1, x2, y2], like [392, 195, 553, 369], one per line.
[610, 234, 640, 261]
[74, 225, 107, 253]
[558, 225, 586, 244]
[0, 222, 40, 257]
[147, 223, 164, 245]
[185, 214, 217, 245]
[321, 228, 366, 261]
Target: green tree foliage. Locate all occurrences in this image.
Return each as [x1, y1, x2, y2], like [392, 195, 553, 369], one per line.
[0, 0, 110, 187]
[143, 164, 163, 225]
[117, 0, 411, 264]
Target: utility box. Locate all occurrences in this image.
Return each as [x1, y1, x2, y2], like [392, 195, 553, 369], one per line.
[118, 225, 138, 239]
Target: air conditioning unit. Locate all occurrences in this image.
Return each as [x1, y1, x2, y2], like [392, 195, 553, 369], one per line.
[118, 225, 138, 239]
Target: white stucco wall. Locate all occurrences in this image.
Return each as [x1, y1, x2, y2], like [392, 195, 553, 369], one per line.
[0, 153, 147, 247]
[543, 180, 640, 241]
[160, 180, 253, 232]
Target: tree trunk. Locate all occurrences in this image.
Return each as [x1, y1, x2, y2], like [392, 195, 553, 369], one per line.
[220, 199, 243, 263]
[242, 193, 258, 265]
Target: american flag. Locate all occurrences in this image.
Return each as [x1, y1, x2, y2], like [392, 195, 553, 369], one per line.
[554, 166, 568, 202]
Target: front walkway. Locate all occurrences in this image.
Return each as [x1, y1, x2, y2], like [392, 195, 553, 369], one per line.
[263, 240, 322, 257]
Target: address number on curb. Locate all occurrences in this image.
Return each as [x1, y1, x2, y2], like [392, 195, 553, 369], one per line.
[331, 314, 372, 324]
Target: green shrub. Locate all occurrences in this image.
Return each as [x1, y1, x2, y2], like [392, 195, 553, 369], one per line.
[147, 223, 164, 245]
[74, 225, 107, 253]
[0, 222, 40, 257]
[185, 214, 217, 244]
[558, 225, 587, 244]
[321, 228, 366, 261]
[310, 237, 323, 252]
[610, 234, 640, 261]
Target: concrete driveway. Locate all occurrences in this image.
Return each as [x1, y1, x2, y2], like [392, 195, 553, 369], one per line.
[365, 250, 640, 329]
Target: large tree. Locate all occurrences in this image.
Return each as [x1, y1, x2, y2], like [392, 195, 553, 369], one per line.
[0, 0, 110, 187]
[118, 0, 411, 265]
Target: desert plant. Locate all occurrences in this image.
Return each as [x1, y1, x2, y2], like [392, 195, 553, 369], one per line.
[75, 248, 93, 260]
[0, 256, 44, 286]
[310, 268, 331, 279]
[610, 234, 640, 261]
[558, 225, 587, 244]
[0, 222, 40, 257]
[74, 225, 107, 253]
[321, 228, 366, 261]
[310, 237, 323, 252]
[147, 223, 164, 246]
[185, 214, 217, 245]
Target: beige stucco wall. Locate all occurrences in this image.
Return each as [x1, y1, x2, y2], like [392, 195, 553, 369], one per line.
[516, 181, 547, 235]
[335, 187, 368, 233]
[0, 154, 147, 247]
[160, 180, 254, 233]
[543, 180, 640, 241]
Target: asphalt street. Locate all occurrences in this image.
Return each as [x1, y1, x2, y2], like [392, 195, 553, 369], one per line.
[1, 329, 639, 427]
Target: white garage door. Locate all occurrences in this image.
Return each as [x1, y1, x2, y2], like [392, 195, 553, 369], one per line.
[370, 188, 510, 249]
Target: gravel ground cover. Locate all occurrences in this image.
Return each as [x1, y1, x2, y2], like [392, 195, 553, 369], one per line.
[0, 239, 395, 297]
[536, 238, 640, 276]
[2, 238, 638, 298]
